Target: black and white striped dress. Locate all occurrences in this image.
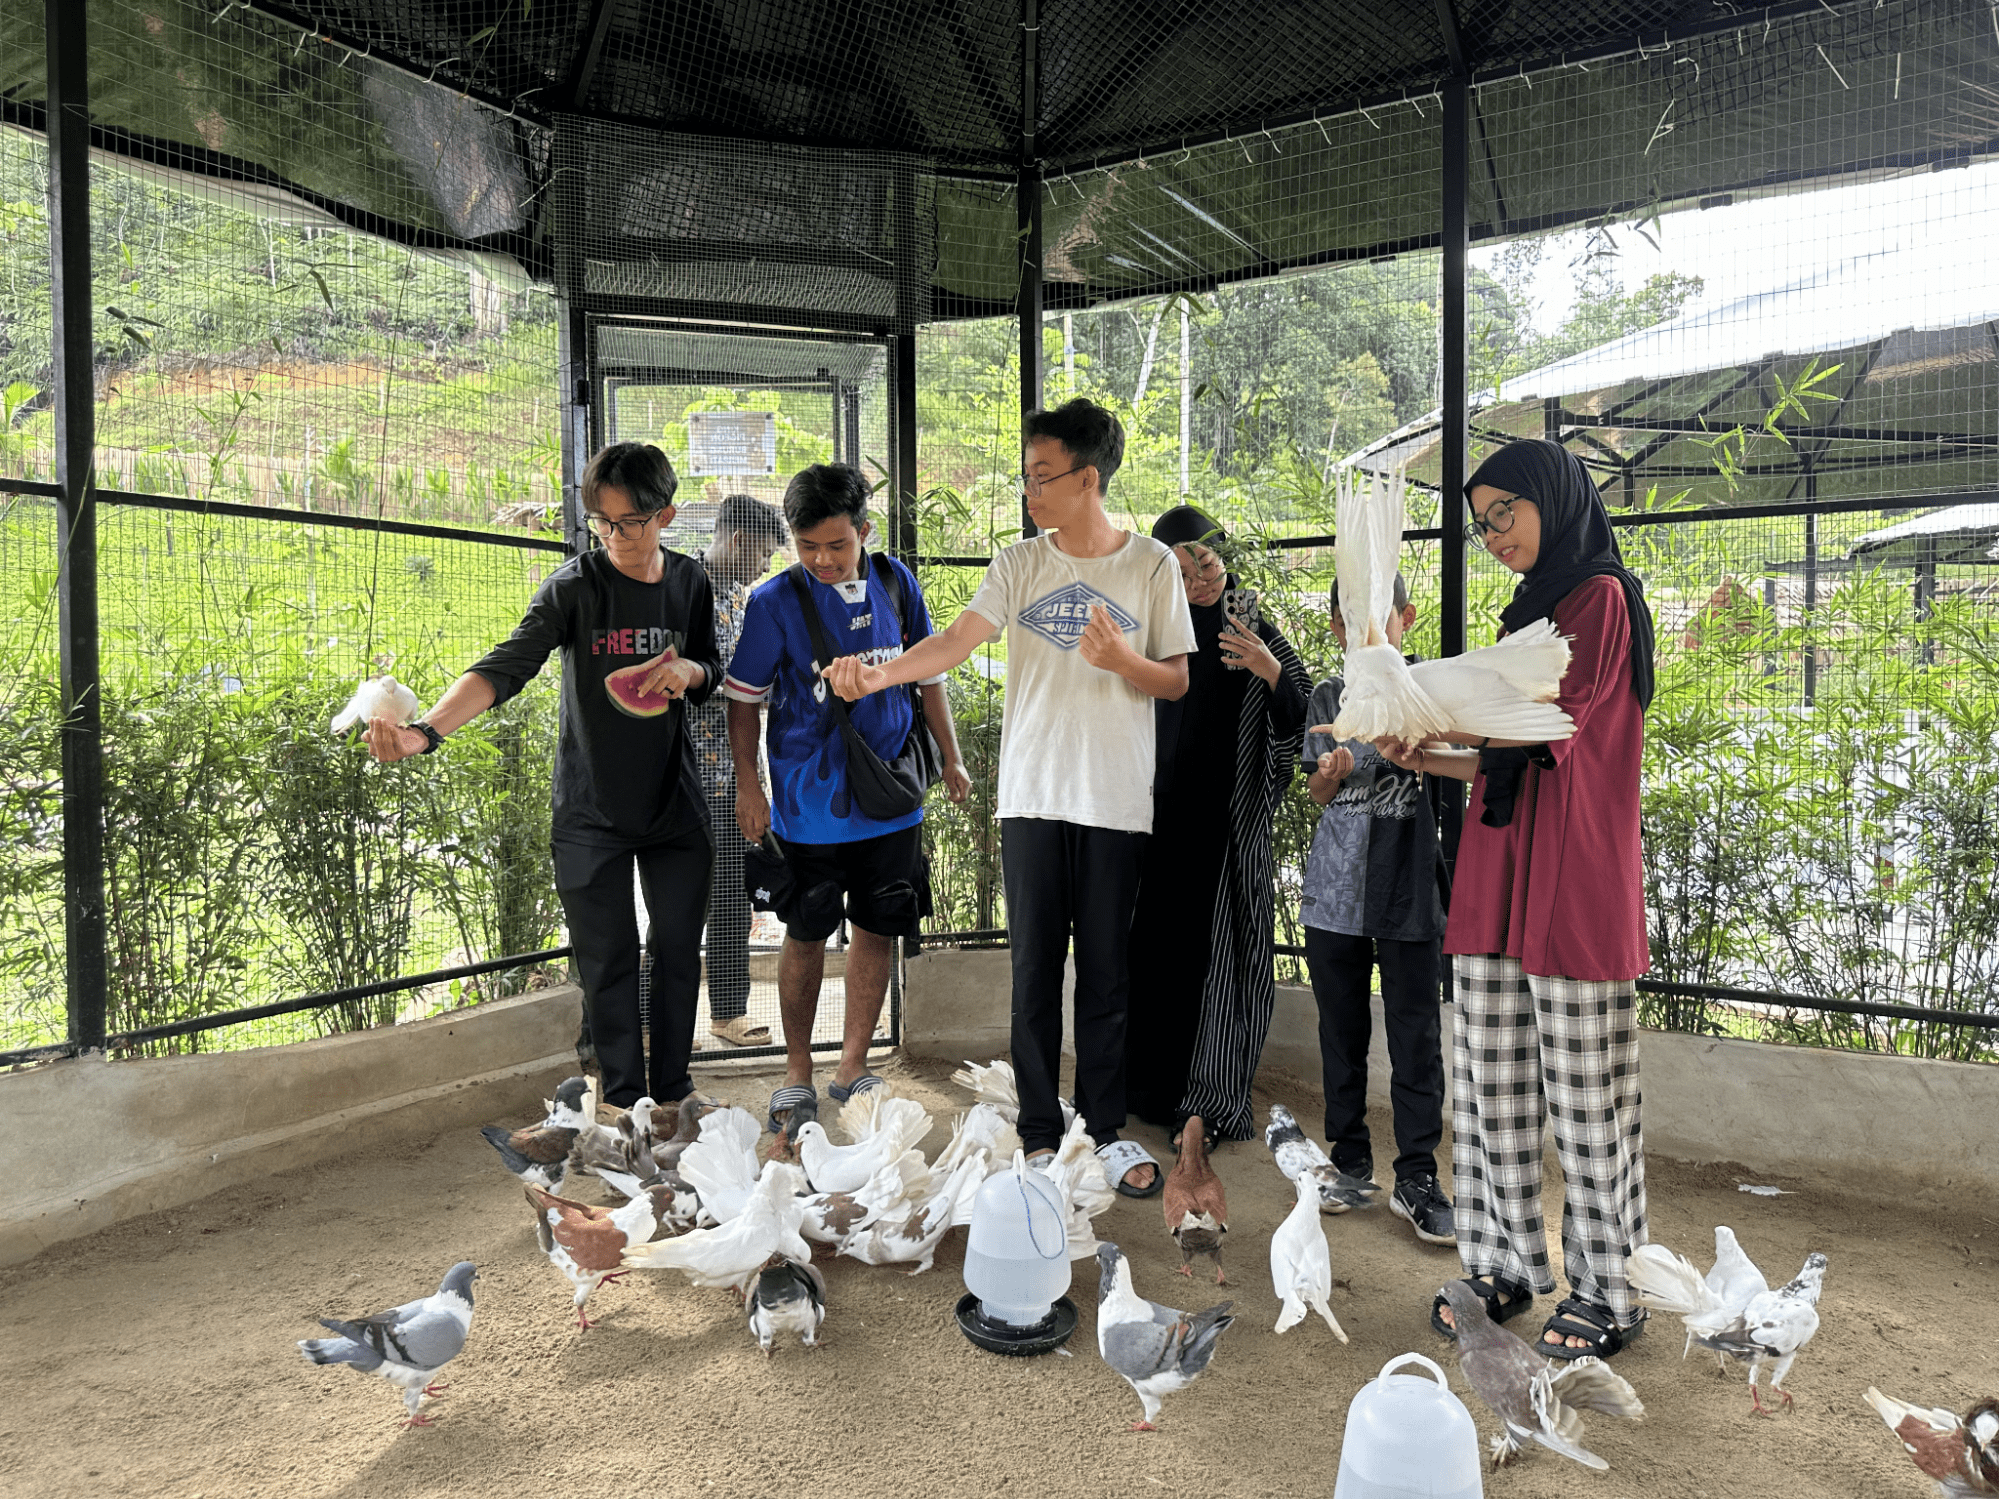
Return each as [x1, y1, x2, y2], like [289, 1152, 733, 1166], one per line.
[1124, 614, 1310, 1141]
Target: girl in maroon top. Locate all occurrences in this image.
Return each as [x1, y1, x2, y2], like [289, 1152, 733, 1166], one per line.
[1384, 439, 1656, 1361]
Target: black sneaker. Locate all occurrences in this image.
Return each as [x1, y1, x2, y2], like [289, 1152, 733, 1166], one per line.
[1391, 1174, 1456, 1245]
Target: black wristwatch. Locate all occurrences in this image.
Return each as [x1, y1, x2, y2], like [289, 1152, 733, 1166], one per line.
[411, 720, 446, 756]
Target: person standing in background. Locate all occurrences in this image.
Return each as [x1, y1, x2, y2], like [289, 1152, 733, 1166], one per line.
[693, 494, 788, 1048]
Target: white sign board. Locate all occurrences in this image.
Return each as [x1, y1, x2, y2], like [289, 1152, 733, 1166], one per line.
[686, 411, 777, 476]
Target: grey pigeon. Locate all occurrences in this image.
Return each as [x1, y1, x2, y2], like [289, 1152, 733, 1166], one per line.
[745, 1254, 827, 1354]
[1094, 1241, 1236, 1431]
[1692, 1252, 1826, 1415]
[298, 1262, 478, 1425]
[1264, 1103, 1378, 1213]
[1442, 1280, 1644, 1470]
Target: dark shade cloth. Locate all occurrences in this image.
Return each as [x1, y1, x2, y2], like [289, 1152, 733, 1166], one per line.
[1465, 439, 1656, 827]
[469, 547, 720, 846]
[1443, 575, 1650, 981]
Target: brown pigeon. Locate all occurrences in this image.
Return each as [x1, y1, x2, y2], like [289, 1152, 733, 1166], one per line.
[526, 1182, 680, 1329]
[1162, 1114, 1229, 1284]
[1865, 1388, 1999, 1496]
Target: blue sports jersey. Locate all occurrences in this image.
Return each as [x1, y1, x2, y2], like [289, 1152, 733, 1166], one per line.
[723, 553, 938, 846]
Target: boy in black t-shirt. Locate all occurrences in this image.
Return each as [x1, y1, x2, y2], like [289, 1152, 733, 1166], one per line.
[365, 443, 721, 1111]
[1301, 570, 1455, 1247]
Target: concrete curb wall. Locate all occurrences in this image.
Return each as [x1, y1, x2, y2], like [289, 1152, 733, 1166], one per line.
[1, 985, 583, 1268]
[904, 948, 1999, 1194]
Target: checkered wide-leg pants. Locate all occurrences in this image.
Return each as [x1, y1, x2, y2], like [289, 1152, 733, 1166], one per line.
[1452, 952, 1648, 1326]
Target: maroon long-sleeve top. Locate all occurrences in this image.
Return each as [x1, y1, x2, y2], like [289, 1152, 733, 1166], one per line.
[1444, 573, 1651, 982]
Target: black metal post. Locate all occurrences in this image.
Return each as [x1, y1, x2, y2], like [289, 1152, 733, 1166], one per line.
[553, 124, 591, 557]
[889, 335, 919, 561]
[1438, 77, 1470, 663]
[1802, 495, 1819, 707]
[47, 0, 107, 1053]
[1017, 0, 1042, 539]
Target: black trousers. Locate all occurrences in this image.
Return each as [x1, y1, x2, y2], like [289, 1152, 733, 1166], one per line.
[554, 824, 712, 1109]
[1001, 817, 1146, 1154]
[704, 787, 752, 1022]
[1304, 925, 1445, 1184]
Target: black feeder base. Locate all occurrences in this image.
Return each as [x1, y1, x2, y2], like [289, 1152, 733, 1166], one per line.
[955, 1292, 1078, 1356]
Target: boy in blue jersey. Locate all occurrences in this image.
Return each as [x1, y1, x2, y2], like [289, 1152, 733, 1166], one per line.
[724, 464, 970, 1127]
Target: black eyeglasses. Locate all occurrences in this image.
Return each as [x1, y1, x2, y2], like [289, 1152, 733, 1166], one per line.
[589, 513, 659, 541]
[1464, 497, 1521, 550]
[1018, 463, 1088, 497]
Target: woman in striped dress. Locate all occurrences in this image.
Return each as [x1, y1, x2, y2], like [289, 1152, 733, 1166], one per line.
[1124, 505, 1311, 1146]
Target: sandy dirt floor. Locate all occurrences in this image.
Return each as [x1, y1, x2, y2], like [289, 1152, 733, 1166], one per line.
[1, 1051, 1985, 1499]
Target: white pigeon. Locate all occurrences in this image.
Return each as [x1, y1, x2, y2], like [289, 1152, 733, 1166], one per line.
[1094, 1241, 1237, 1431]
[1695, 1252, 1827, 1415]
[676, 1105, 764, 1224]
[837, 1089, 934, 1152]
[1443, 1280, 1645, 1471]
[541, 1075, 594, 1130]
[331, 673, 421, 733]
[621, 1159, 812, 1294]
[837, 1153, 986, 1274]
[745, 1255, 827, 1355]
[1625, 1226, 1769, 1364]
[1264, 1103, 1379, 1213]
[298, 1261, 477, 1425]
[949, 1058, 1076, 1130]
[931, 1103, 1022, 1180]
[796, 1099, 931, 1196]
[1270, 1171, 1347, 1340]
[1033, 1113, 1117, 1259]
[1319, 465, 1575, 746]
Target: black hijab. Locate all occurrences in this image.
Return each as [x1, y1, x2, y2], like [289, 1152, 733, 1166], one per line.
[1465, 439, 1657, 826]
[1150, 504, 1242, 793]
[1150, 504, 1232, 652]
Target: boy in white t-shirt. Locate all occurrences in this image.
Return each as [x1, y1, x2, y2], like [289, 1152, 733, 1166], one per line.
[824, 399, 1195, 1196]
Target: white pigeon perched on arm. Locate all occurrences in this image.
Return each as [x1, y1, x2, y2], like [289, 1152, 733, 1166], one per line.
[620, 1159, 812, 1294]
[1264, 1103, 1379, 1213]
[1318, 466, 1575, 746]
[1442, 1280, 1644, 1470]
[1693, 1251, 1827, 1415]
[297, 1261, 478, 1426]
[1094, 1241, 1237, 1431]
[1270, 1171, 1347, 1340]
[1625, 1225, 1768, 1364]
[1865, 1387, 1999, 1497]
[331, 674, 421, 734]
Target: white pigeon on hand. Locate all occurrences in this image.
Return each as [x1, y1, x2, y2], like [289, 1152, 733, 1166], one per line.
[331, 674, 421, 734]
[1270, 1171, 1347, 1340]
[1443, 1280, 1644, 1470]
[1317, 466, 1574, 746]
[1626, 1226, 1769, 1364]
[1695, 1252, 1826, 1416]
[1094, 1241, 1237, 1431]
[621, 1159, 812, 1294]
[676, 1105, 764, 1224]
[298, 1261, 477, 1426]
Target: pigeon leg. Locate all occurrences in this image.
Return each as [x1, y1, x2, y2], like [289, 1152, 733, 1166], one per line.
[1774, 1384, 1795, 1410]
[1175, 1264, 1193, 1278]
[404, 1414, 436, 1428]
[422, 1383, 450, 1397]
[576, 1309, 595, 1330]
[1750, 1383, 1772, 1417]
[1128, 1421, 1157, 1433]
[599, 1271, 627, 1287]
[1213, 1264, 1227, 1287]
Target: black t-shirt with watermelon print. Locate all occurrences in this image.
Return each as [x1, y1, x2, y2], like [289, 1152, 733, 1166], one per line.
[469, 546, 721, 847]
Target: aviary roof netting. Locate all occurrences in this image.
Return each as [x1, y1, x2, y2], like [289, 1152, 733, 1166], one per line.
[2, 0, 1997, 324]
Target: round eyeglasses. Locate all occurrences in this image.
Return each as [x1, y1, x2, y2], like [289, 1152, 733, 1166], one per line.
[1464, 497, 1520, 550]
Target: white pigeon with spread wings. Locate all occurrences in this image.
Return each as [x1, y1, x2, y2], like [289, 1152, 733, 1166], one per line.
[1036, 1112, 1117, 1258]
[949, 1058, 1077, 1130]
[797, 1096, 932, 1196]
[1697, 1252, 1826, 1415]
[1626, 1226, 1769, 1364]
[837, 1152, 986, 1273]
[676, 1106, 764, 1225]
[1319, 465, 1575, 746]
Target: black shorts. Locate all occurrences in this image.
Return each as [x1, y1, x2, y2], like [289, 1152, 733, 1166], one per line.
[777, 824, 926, 943]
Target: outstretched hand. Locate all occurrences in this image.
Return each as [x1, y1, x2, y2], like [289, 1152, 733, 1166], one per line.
[365, 716, 429, 763]
[823, 657, 888, 702]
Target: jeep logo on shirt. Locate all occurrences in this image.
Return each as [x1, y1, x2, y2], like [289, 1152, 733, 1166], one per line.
[1018, 582, 1138, 650]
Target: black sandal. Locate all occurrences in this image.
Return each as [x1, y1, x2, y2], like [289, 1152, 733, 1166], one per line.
[1168, 1122, 1220, 1155]
[1430, 1274, 1533, 1341]
[1537, 1296, 1642, 1361]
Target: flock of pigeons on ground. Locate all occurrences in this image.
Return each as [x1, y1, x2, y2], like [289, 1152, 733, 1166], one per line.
[294, 1067, 1997, 1493]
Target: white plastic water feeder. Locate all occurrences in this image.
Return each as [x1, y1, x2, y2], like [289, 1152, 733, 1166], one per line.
[955, 1150, 1076, 1355]
[1333, 1353, 1484, 1499]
